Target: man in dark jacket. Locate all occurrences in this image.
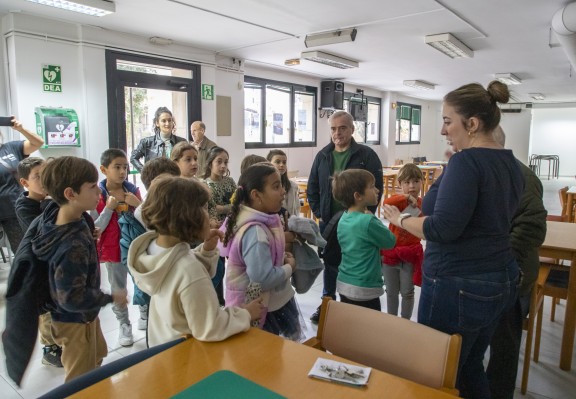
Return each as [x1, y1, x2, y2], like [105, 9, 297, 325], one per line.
[307, 110, 383, 323]
[487, 127, 547, 399]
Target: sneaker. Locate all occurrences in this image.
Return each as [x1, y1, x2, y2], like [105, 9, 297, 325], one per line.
[310, 306, 321, 324]
[42, 345, 63, 367]
[119, 323, 134, 347]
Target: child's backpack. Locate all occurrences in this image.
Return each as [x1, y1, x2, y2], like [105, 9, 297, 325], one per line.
[118, 211, 149, 306]
[2, 217, 56, 386]
[320, 211, 344, 266]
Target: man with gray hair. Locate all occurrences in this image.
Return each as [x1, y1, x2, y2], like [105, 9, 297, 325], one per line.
[307, 110, 383, 323]
[487, 126, 547, 399]
[190, 121, 217, 177]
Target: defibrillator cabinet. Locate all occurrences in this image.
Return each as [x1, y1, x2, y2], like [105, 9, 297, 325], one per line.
[35, 107, 81, 147]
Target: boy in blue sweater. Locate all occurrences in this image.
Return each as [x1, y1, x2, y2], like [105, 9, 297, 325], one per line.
[31, 156, 127, 382]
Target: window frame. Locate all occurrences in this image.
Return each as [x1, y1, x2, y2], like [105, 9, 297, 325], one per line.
[244, 76, 317, 149]
[343, 92, 381, 145]
[395, 101, 421, 145]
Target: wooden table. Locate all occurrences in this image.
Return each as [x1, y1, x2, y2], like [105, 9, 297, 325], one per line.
[540, 221, 576, 370]
[565, 186, 576, 223]
[70, 328, 457, 398]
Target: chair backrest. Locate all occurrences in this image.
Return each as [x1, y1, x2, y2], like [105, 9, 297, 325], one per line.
[38, 337, 186, 398]
[316, 297, 461, 394]
[559, 186, 568, 217]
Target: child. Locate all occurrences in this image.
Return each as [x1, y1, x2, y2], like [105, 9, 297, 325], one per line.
[381, 163, 424, 319]
[127, 175, 263, 347]
[203, 146, 235, 305]
[333, 169, 396, 311]
[220, 163, 304, 341]
[240, 154, 267, 174]
[170, 141, 199, 178]
[267, 149, 300, 217]
[31, 156, 126, 382]
[124, 157, 180, 331]
[203, 146, 236, 228]
[15, 157, 63, 368]
[92, 149, 142, 347]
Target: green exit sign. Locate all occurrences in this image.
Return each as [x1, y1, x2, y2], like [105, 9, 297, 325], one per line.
[202, 84, 214, 100]
[43, 64, 62, 92]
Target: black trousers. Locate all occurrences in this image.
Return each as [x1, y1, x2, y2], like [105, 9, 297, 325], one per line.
[340, 294, 381, 312]
[1, 217, 24, 254]
[486, 294, 530, 399]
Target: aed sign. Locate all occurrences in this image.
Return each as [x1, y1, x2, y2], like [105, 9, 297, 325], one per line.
[43, 65, 62, 92]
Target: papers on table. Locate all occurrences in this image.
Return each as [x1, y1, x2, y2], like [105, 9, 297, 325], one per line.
[308, 358, 371, 386]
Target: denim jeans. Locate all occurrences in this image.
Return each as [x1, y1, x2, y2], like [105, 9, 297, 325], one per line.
[418, 261, 519, 399]
[486, 293, 530, 399]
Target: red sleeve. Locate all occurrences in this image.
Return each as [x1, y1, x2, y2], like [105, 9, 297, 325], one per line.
[384, 194, 408, 211]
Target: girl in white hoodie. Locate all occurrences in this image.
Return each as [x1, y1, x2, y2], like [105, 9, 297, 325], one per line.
[127, 175, 263, 347]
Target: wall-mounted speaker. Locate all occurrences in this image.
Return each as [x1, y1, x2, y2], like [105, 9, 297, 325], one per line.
[321, 80, 344, 110]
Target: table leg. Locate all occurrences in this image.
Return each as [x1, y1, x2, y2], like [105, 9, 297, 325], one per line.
[560, 253, 576, 370]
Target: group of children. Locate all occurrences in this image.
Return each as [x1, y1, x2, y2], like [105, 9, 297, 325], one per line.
[11, 132, 426, 384]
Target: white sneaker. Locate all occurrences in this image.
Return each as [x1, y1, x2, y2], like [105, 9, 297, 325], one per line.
[137, 317, 147, 330]
[119, 323, 134, 347]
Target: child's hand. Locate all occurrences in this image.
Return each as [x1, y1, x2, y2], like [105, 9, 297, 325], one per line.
[209, 218, 221, 229]
[407, 195, 418, 207]
[106, 195, 118, 210]
[284, 252, 296, 272]
[204, 229, 224, 251]
[112, 289, 128, 307]
[124, 192, 141, 207]
[92, 227, 102, 241]
[243, 297, 265, 322]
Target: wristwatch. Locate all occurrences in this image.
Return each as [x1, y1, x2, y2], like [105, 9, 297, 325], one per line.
[398, 213, 412, 228]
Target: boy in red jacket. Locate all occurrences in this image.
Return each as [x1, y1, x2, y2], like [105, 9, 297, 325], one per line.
[381, 163, 424, 319]
[92, 149, 141, 346]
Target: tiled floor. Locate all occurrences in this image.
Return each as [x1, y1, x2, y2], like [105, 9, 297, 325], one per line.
[0, 177, 575, 398]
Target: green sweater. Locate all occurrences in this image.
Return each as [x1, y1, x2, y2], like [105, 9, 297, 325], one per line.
[337, 211, 396, 299]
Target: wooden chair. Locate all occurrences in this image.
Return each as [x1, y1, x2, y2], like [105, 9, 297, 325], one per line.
[304, 297, 462, 396]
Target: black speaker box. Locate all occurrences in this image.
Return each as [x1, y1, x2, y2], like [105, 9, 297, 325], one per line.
[321, 80, 344, 110]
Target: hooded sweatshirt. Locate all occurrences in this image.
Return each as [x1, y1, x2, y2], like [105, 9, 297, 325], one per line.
[127, 231, 251, 347]
[31, 201, 112, 323]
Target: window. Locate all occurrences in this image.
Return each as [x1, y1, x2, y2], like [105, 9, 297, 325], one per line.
[395, 102, 421, 144]
[244, 77, 317, 148]
[343, 94, 381, 144]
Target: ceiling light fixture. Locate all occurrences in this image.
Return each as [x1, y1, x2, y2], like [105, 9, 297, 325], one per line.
[301, 51, 358, 69]
[529, 93, 545, 101]
[24, 0, 115, 17]
[495, 73, 522, 85]
[403, 80, 435, 91]
[284, 58, 300, 66]
[425, 33, 473, 59]
[305, 28, 357, 48]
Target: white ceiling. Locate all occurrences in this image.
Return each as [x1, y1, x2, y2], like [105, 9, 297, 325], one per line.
[1, 0, 575, 103]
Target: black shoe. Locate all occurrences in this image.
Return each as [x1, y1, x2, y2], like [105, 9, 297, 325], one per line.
[310, 306, 321, 324]
[42, 345, 63, 368]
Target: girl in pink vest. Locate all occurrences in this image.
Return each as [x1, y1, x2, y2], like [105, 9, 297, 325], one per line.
[220, 163, 305, 341]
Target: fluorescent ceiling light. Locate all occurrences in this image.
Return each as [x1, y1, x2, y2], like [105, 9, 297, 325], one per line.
[24, 0, 115, 17]
[425, 33, 473, 59]
[284, 58, 300, 66]
[529, 93, 545, 100]
[495, 73, 522, 85]
[301, 51, 358, 69]
[403, 80, 435, 90]
[305, 28, 357, 48]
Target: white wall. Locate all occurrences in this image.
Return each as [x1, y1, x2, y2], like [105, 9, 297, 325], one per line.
[499, 110, 532, 165]
[530, 107, 576, 177]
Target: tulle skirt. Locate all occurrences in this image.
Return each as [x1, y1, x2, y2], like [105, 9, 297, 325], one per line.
[263, 297, 306, 342]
